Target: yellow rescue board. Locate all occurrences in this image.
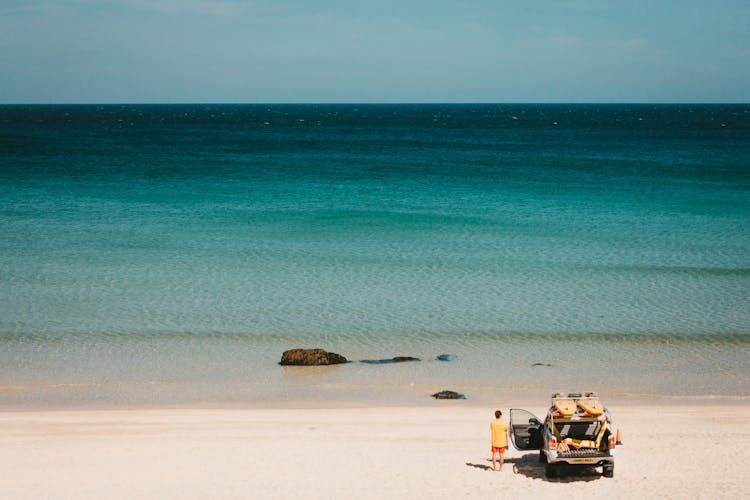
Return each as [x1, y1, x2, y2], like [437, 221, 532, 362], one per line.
[553, 399, 576, 416]
[578, 398, 604, 416]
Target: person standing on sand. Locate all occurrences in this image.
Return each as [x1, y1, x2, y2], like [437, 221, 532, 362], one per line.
[490, 410, 509, 471]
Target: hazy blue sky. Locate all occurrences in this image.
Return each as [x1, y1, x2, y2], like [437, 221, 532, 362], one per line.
[1, 0, 749, 103]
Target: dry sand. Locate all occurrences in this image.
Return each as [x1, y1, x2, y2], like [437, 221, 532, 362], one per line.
[1, 402, 749, 499]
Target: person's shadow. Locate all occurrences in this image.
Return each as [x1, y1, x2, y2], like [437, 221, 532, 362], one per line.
[466, 453, 602, 482]
[465, 462, 493, 471]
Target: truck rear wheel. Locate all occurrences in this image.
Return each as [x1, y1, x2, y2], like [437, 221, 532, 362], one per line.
[603, 464, 614, 478]
[545, 463, 557, 478]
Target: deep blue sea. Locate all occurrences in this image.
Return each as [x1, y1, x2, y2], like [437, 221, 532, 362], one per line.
[1, 104, 749, 406]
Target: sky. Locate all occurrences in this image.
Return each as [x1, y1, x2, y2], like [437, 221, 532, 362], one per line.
[1, 0, 749, 103]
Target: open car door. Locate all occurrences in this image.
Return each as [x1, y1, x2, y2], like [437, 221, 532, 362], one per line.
[509, 409, 543, 450]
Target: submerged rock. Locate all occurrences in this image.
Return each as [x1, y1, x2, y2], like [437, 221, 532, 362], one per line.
[432, 390, 466, 400]
[392, 356, 420, 362]
[279, 348, 348, 366]
[436, 354, 456, 362]
[360, 356, 421, 364]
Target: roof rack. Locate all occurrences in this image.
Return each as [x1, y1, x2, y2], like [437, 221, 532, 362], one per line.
[551, 391, 598, 399]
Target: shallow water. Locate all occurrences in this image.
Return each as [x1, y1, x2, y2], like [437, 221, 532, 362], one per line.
[1, 104, 749, 406]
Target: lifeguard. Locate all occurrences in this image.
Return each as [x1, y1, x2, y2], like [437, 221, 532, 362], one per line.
[490, 410, 509, 471]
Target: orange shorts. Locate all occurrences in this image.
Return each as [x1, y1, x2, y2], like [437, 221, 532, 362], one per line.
[491, 446, 507, 454]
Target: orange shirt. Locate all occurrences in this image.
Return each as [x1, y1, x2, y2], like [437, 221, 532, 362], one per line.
[490, 418, 508, 448]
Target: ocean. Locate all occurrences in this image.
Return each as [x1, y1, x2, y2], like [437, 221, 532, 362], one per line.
[1, 104, 749, 407]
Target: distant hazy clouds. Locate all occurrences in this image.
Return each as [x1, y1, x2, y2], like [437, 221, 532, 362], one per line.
[1, 0, 748, 103]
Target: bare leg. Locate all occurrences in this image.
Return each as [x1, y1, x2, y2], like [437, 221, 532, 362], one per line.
[498, 449, 505, 471]
[492, 452, 497, 471]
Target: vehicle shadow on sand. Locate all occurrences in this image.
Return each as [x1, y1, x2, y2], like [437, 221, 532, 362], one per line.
[467, 453, 602, 482]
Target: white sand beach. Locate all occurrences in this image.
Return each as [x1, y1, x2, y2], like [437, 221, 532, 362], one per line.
[1, 402, 748, 499]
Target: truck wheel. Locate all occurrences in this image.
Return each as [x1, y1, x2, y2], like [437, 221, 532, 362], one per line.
[603, 464, 614, 478]
[545, 463, 557, 478]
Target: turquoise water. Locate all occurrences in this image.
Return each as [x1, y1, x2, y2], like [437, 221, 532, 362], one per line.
[1, 104, 749, 406]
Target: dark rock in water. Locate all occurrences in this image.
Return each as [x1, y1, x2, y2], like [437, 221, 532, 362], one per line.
[436, 354, 456, 362]
[279, 348, 348, 366]
[432, 390, 466, 400]
[531, 362, 552, 367]
[392, 356, 420, 362]
[360, 356, 421, 364]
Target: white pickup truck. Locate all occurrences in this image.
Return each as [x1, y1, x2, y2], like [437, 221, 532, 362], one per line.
[509, 392, 618, 478]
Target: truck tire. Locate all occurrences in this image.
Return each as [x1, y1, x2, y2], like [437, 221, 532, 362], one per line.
[545, 463, 557, 478]
[603, 464, 614, 478]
